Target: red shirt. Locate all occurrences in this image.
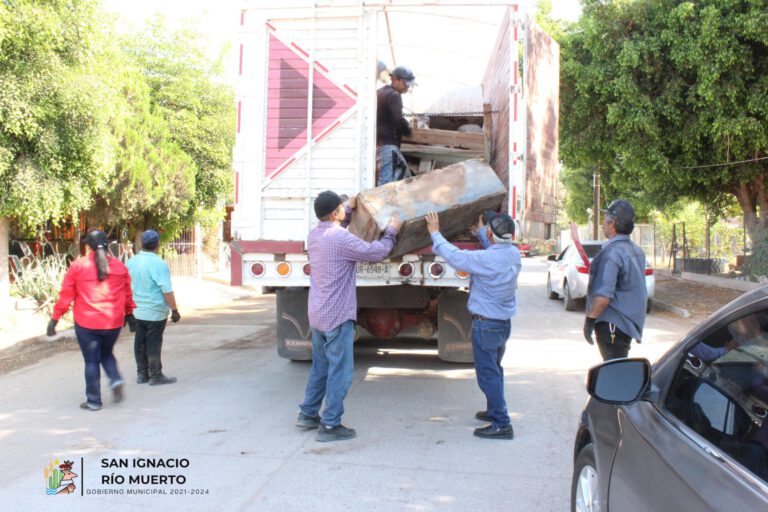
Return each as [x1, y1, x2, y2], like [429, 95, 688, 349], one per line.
[52, 253, 136, 329]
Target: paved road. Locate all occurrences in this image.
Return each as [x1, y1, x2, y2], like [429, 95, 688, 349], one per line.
[0, 258, 696, 511]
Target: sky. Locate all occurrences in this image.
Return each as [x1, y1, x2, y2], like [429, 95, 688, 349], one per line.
[101, 0, 583, 90]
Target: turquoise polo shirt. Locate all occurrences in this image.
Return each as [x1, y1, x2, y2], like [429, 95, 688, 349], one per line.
[126, 251, 173, 321]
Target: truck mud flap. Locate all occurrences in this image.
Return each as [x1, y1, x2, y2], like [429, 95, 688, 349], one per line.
[276, 287, 312, 360]
[437, 290, 473, 363]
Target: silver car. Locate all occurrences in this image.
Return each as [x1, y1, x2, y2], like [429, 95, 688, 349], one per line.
[572, 285, 768, 511]
[546, 241, 655, 312]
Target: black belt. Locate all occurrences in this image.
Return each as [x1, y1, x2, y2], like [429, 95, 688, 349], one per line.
[472, 314, 506, 322]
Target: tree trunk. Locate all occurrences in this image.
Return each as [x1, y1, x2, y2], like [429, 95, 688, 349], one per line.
[732, 174, 768, 250]
[0, 217, 10, 305]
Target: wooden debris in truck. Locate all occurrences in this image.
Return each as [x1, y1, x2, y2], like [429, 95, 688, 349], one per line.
[348, 159, 506, 258]
[401, 127, 485, 164]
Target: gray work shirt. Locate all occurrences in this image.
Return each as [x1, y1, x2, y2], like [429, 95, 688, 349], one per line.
[586, 234, 647, 340]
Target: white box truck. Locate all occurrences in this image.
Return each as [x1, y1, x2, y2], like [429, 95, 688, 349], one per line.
[230, 1, 559, 362]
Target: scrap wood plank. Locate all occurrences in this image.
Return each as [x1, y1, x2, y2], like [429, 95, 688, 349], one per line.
[402, 127, 485, 151]
[400, 143, 485, 163]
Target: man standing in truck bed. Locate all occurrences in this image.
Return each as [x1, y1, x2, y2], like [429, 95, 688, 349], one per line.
[296, 191, 402, 442]
[426, 210, 521, 439]
[376, 66, 416, 186]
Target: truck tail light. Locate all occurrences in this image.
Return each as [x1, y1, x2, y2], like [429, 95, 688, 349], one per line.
[455, 270, 469, 279]
[645, 268, 654, 276]
[428, 263, 444, 278]
[276, 262, 292, 277]
[250, 262, 265, 277]
[303, 263, 311, 276]
[576, 265, 590, 274]
[398, 262, 414, 277]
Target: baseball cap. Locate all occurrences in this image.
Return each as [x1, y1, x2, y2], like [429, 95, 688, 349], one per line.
[141, 229, 160, 250]
[391, 66, 416, 87]
[601, 199, 635, 225]
[483, 211, 515, 239]
[314, 191, 346, 218]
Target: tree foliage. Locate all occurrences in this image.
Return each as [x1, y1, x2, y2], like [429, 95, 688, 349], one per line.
[120, 17, 236, 225]
[0, 0, 111, 233]
[560, 0, 768, 240]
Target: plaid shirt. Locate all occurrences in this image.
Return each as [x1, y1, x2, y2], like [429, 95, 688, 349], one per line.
[307, 211, 396, 332]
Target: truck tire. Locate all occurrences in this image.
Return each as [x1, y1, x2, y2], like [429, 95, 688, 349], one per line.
[437, 290, 474, 363]
[276, 287, 312, 360]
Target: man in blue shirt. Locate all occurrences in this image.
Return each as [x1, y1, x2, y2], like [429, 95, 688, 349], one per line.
[583, 200, 647, 360]
[126, 230, 180, 385]
[426, 210, 521, 439]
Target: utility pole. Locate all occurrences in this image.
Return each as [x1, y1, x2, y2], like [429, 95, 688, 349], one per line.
[592, 172, 600, 240]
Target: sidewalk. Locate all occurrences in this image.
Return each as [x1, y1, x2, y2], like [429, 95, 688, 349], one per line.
[0, 276, 258, 375]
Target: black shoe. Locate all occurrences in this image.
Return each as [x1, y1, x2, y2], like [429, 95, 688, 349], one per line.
[112, 382, 124, 403]
[317, 424, 356, 442]
[149, 375, 177, 386]
[296, 412, 321, 429]
[474, 424, 514, 440]
[137, 373, 150, 384]
[475, 410, 491, 422]
[80, 401, 101, 411]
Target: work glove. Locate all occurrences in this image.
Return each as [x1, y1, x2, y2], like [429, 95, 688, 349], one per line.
[171, 309, 181, 323]
[583, 317, 596, 345]
[47, 319, 58, 337]
[124, 314, 137, 333]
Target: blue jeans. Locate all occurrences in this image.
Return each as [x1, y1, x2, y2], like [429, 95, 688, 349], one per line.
[75, 324, 123, 406]
[471, 318, 512, 428]
[299, 321, 355, 427]
[376, 144, 407, 186]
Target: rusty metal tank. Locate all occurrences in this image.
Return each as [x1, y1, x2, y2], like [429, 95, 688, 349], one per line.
[348, 159, 506, 257]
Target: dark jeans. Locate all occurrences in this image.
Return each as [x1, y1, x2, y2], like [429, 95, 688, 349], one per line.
[471, 317, 512, 428]
[75, 324, 123, 406]
[595, 322, 632, 360]
[134, 319, 168, 378]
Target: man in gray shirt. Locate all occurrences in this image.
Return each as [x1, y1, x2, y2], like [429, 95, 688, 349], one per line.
[583, 200, 647, 360]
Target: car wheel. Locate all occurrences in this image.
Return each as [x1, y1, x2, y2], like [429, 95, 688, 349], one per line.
[571, 443, 599, 512]
[563, 281, 579, 311]
[646, 299, 653, 314]
[546, 274, 559, 300]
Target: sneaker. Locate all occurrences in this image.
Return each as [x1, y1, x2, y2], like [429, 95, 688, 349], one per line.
[317, 424, 356, 443]
[80, 401, 102, 411]
[149, 375, 177, 386]
[475, 410, 491, 422]
[137, 373, 150, 384]
[296, 412, 321, 429]
[473, 424, 514, 440]
[112, 382, 124, 403]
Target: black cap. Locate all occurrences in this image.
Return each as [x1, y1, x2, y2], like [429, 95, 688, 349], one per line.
[314, 191, 345, 219]
[483, 211, 515, 239]
[85, 230, 108, 250]
[141, 229, 160, 250]
[391, 66, 416, 87]
[601, 199, 635, 225]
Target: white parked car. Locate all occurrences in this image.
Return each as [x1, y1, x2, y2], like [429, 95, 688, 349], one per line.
[546, 241, 655, 312]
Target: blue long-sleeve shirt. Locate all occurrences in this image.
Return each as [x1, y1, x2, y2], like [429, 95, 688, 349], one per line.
[430, 230, 521, 320]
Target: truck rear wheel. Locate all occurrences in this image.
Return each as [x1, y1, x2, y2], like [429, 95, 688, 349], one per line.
[437, 290, 474, 363]
[276, 287, 312, 360]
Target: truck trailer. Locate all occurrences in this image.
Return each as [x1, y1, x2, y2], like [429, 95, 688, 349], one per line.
[229, 1, 559, 362]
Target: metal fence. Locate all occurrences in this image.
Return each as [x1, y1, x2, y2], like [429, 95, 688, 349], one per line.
[163, 226, 202, 278]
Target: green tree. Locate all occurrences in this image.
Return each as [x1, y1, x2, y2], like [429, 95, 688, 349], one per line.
[120, 17, 236, 228]
[0, 0, 112, 299]
[560, 0, 768, 266]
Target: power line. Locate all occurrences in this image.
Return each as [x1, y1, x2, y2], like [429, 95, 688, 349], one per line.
[680, 155, 768, 170]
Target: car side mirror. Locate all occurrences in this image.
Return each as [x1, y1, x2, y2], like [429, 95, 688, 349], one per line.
[587, 358, 651, 405]
[547, 254, 557, 261]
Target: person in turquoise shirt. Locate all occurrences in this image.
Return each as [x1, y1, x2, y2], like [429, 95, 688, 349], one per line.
[126, 230, 180, 385]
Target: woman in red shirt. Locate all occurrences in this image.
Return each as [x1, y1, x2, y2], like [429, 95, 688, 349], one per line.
[48, 231, 136, 411]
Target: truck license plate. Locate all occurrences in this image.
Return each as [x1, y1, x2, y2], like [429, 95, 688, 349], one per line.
[357, 263, 389, 279]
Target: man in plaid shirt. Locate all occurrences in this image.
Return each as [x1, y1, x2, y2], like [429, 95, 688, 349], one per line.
[297, 190, 402, 442]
